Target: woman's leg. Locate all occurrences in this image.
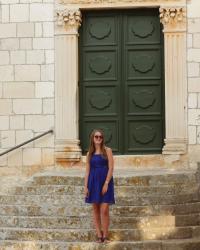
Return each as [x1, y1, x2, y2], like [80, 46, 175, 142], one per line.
[100, 203, 110, 239]
[92, 203, 102, 238]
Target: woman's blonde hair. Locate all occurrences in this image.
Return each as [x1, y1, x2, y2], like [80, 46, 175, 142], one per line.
[88, 129, 107, 161]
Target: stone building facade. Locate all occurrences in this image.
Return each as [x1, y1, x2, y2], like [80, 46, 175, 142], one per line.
[0, 0, 200, 169]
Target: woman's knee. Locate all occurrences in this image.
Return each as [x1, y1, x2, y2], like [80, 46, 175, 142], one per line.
[93, 204, 100, 213]
[101, 205, 109, 216]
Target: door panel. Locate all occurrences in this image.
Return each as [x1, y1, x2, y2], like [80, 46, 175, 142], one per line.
[123, 10, 164, 154]
[79, 9, 164, 154]
[84, 86, 118, 115]
[79, 12, 121, 153]
[84, 50, 118, 81]
[127, 120, 163, 152]
[126, 14, 161, 44]
[128, 85, 161, 115]
[127, 48, 162, 79]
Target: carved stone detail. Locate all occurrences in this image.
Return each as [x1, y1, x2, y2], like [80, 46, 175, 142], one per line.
[159, 7, 186, 31]
[56, 8, 82, 29]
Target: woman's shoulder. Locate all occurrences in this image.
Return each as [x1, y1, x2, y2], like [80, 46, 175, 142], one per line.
[105, 147, 112, 154]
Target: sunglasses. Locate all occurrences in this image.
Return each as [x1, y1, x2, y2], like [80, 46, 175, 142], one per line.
[94, 135, 103, 139]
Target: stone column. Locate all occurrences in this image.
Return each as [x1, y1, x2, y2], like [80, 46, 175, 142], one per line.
[160, 7, 187, 154]
[55, 8, 82, 162]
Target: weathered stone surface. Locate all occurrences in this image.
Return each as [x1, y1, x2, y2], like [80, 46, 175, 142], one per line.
[0, 183, 198, 196]
[0, 213, 199, 229]
[31, 172, 197, 186]
[0, 227, 198, 241]
[0, 167, 199, 248]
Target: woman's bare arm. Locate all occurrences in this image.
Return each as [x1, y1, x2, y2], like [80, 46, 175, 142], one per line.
[84, 152, 90, 188]
[104, 147, 114, 185]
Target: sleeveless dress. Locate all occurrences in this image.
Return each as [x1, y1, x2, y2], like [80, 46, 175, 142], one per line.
[85, 154, 115, 204]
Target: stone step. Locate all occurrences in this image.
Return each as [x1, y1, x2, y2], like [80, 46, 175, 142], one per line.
[0, 214, 199, 229]
[0, 227, 200, 241]
[31, 172, 197, 186]
[0, 193, 199, 206]
[1, 184, 198, 196]
[0, 238, 200, 250]
[0, 202, 200, 217]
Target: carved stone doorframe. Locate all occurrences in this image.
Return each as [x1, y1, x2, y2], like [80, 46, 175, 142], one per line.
[54, 0, 187, 162]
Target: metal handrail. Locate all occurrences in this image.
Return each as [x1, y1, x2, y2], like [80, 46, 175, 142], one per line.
[0, 129, 53, 157]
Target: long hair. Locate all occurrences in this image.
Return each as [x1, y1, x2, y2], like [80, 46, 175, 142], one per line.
[88, 129, 107, 162]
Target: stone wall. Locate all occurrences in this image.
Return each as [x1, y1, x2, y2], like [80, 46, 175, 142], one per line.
[0, 0, 55, 167]
[187, 0, 200, 163]
[1, 0, 200, 167]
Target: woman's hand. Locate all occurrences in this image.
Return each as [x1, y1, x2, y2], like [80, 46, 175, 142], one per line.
[102, 183, 108, 195]
[84, 186, 89, 198]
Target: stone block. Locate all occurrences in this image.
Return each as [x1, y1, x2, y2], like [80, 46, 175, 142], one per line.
[35, 82, 54, 98]
[193, 34, 200, 48]
[0, 83, 2, 98]
[35, 23, 43, 37]
[0, 116, 9, 130]
[13, 99, 42, 114]
[0, 24, 16, 38]
[1, 0, 19, 3]
[188, 78, 200, 92]
[20, 38, 32, 50]
[1, 5, 9, 23]
[7, 149, 23, 166]
[3, 82, 35, 98]
[187, 34, 193, 48]
[197, 126, 200, 144]
[188, 18, 200, 33]
[0, 99, 12, 115]
[43, 22, 54, 37]
[15, 65, 40, 81]
[45, 50, 54, 64]
[23, 148, 42, 166]
[43, 98, 54, 114]
[188, 62, 200, 77]
[11, 51, 26, 65]
[0, 66, 14, 81]
[30, 3, 53, 22]
[17, 23, 34, 38]
[0, 51, 9, 65]
[0, 38, 19, 50]
[16, 130, 34, 146]
[188, 93, 198, 108]
[10, 4, 29, 23]
[33, 38, 54, 49]
[188, 109, 200, 125]
[188, 49, 200, 62]
[27, 50, 45, 64]
[10, 115, 24, 130]
[187, 0, 200, 18]
[1, 130, 15, 149]
[34, 132, 54, 147]
[41, 64, 54, 81]
[20, 0, 42, 3]
[25, 115, 54, 132]
[0, 151, 7, 166]
[188, 126, 197, 145]
[198, 93, 200, 108]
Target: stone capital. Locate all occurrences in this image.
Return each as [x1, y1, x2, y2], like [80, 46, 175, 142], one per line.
[55, 8, 82, 35]
[159, 7, 186, 32]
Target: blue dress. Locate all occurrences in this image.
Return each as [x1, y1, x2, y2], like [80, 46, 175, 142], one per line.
[85, 154, 115, 204]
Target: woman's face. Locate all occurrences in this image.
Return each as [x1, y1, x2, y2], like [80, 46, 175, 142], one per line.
[93, 131, 103, 146]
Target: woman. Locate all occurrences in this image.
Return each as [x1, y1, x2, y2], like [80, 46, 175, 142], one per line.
[84, 129, 115, 243]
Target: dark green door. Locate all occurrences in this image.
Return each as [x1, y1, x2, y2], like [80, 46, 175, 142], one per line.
[79, 9, 164, 154]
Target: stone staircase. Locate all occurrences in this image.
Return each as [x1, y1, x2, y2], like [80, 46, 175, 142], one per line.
[0, 167, 200, 250]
